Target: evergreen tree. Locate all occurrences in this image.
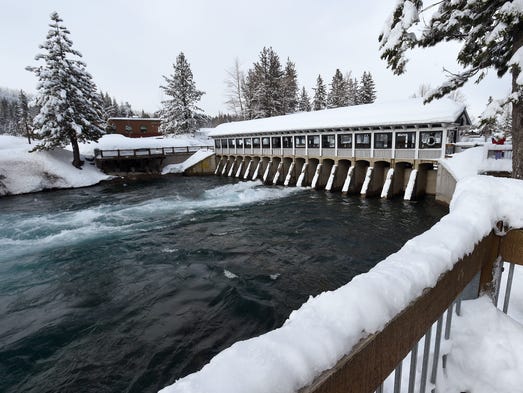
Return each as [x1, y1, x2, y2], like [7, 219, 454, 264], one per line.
[242, 68, 262, 120]
[298, 87, 312, 112]
[251, 47, 285, 117]
[346, 75, 359, 106]
[358, 71, 377, 104]
[27, 12, 104, 168]
[16, 90, 32, 144]
[282, 58, 299, 114]
[312, 74, 327, 111]
[327, 69, 348, 108]
[379, 0, 523, 179]
[160, 52, 206, 135]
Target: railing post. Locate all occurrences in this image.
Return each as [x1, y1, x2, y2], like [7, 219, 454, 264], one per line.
[478, 230, 503, 300]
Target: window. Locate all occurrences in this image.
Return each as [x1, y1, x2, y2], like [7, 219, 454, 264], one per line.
[322, 134, 335, 148]
[395, 132, 416, 149]
[295, 135, 306, 147]
[221, 139, 228, 148]
[214, 139, 220, 148]
[140, 125, 147, 133]
[262, 137, 270, 148]
[355, 133, 371, 148]
[236, 138, 243, 148]
[338, 134, 352, 149]
[125, 125, 133, 133]
[244, 138, 252, 148]
[374, 132, 392, 149]
[272, 137, 281, 148]
[420, 131, 442, 149]
[228, 139, 235, 148]
[283, 136, 293, 148]
[307, 135, 320, 148]
[253, 138, 261, 148]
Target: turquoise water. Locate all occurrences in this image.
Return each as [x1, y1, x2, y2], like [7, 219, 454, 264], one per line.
[0, 177, 447, 392]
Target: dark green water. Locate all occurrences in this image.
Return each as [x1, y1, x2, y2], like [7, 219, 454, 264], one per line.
[0, 177, 447, 392]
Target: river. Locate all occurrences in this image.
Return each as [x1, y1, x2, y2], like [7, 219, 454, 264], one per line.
[0, 176, 447, 392]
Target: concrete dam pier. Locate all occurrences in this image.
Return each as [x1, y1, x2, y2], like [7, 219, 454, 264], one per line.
[209, 98, 471, 200]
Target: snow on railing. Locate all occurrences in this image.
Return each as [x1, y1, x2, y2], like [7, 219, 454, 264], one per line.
[158, 176, 523, 393]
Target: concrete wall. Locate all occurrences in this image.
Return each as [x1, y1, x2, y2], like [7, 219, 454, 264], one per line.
[185, 155, 217, 175]
[436, 164, 457, 204]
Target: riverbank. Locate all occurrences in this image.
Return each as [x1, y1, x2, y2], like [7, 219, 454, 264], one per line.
[0, 134, 213, 196]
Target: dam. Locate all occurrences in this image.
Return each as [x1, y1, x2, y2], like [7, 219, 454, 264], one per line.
[210, 98, 471, 199]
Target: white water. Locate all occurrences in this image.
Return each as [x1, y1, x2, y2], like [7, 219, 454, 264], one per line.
[296, 163, 308, 187]
[262, 161, 272, 183]
[311, 164, 323, 189]
[243, 161, 252, 180]
[272, 162, 283, 185]
[235, 161, 243, 178]
[252, 162, 261, 180]
[360, 167, 373, 195]
[0, 181, 301, 260]
[381, 168, 394, 198]
[284, 162, 295, 186]
[404, 169, 418, 201]
[341, 167, 354, 193]
[325, 165, 337, 191]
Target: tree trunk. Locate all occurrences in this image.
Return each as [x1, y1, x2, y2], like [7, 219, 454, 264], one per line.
[513, 28, 523, 180]
[70, 134, 83, 169]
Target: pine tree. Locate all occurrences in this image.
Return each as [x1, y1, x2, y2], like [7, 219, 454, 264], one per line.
[242, 68, 261, 120]
[358, 71, 377, 104]
[298, 87, 312, 112]
[327, 69, 348, 108]
[346, 74, 358, 106]
[27, 12, 105, 168]
[312, 75, 327, 111]
[16, 90, 32, 144]
[282, 58, 299, 114]
[160, 52, 206, 135]
[379, 0, 523, 179]
[251, 47, 285, 117]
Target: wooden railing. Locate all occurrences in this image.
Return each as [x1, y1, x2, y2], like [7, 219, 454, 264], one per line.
[485, 144, 513, 160]
[302, 227, 523, 393]
[94, 146, 214, 159]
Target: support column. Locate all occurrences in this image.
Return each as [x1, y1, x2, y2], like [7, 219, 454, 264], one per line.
[325, 164, 338, 191]
[381, 168, 395, 198]
[360, 167, 374, 196]
[404, 169, 418, 200]
[296, 163, 308, 187]
[284, 162, 295, 186]
[341, 166, 354, 193]
[311, 164, 323, 189]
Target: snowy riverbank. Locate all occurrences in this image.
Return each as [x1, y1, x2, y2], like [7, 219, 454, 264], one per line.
[0, 133, 214, 196]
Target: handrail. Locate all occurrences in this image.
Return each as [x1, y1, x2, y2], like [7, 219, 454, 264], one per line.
[94, 146, 214, 159]
[301, 228, 523, 393]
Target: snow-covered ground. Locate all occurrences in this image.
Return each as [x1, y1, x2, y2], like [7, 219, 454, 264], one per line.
[158, 175, 523, 393]
[0, 133, 214, 196]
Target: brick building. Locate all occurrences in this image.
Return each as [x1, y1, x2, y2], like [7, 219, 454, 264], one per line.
[107, 117, 161, 138]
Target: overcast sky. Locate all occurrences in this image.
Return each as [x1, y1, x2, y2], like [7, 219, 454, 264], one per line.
[0, 0, 511, 119]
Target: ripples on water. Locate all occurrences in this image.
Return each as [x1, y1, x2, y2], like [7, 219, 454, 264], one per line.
[0, 177, 447, 392]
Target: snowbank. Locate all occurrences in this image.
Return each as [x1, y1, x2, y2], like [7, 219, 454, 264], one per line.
[162, 149, 215, 174]
[77, 133, 213, 158]
[0, 136, 111, 196]
[440, 144, 512, 181]
[158, 175, 523, 393]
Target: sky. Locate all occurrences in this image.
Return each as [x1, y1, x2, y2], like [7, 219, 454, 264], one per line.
[0, 0, 512, 120]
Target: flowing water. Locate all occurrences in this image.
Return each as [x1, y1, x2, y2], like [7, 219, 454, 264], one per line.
[0, 177, 447, 393]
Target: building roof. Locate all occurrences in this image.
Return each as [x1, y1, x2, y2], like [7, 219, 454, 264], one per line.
[209, 98, 467, 137]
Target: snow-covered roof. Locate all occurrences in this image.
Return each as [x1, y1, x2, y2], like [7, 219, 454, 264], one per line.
[210, 98, 467, 137]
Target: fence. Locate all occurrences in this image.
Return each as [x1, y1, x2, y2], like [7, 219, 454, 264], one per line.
[94, 146, 214, 159]
[302, 226, 523, 393]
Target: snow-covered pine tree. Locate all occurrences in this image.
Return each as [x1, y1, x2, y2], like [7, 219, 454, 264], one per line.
[16, 90, 32, 144]
[242, 68, 261, 120]
[313, 75, 327, 111]
[358, 71, 377, 104]
[327, 69, 348, 108]
[254, 47, 285, 117]
[282, 58, 299, 114]
[298, 87, 312, 112]
[160, 52, 206, 135]
[345, 74, 358, 106]
[27, 12, 105, 168]
[379, 0, 523, 178]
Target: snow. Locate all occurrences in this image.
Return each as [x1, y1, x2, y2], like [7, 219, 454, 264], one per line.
[162, 149, 215, 174]
[0, 135, 110, 196]
[159, 175, 523, 393]
[209, 98, 465, 137]
[440, 144, 512, 181]
[77, 133, 212, 158]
